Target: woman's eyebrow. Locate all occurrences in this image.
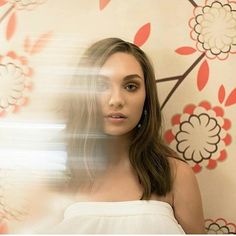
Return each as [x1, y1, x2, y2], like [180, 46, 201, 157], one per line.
[123, 74, 143, 81]
[97, 74, 143, 80]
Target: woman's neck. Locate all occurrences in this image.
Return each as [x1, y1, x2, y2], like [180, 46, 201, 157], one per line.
[75, 135, 138, 200]
[106, 135, 131, 169]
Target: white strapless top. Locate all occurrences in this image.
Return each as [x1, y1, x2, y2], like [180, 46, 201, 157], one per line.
[49, 200, 185, 234]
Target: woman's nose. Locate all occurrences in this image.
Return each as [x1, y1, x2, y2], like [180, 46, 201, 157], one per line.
[108, 89, 125, 108]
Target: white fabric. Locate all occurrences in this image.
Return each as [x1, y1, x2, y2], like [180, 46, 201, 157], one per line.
[49, 200, 185, 234]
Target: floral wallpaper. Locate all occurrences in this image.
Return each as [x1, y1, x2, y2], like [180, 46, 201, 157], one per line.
[0, 0, 235, 234]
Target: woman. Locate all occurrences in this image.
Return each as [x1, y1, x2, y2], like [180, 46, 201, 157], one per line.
[59, 37, 205, 234]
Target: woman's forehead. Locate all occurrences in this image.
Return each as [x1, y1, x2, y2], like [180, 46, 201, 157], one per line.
[98, 52, 144, 78]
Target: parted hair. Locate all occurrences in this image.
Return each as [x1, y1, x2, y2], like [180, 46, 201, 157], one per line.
[66, 38, 178, 199]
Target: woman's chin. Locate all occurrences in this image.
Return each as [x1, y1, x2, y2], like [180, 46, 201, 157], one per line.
[104, 129, 131, 137]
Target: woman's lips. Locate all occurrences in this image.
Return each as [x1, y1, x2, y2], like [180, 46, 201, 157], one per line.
[105, 113, 127, 122]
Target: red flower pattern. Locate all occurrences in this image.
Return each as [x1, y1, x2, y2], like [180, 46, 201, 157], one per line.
[0, 51, 33, 116]
[189, 0, 236, 60]
[205, 218, 236, 234]
[165, 101, 231, 172]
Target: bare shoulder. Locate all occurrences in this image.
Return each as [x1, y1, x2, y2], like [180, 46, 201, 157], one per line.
[169, 158, 200, 200]
[168, 157, 195, 184]
[168, 157, 205, 234]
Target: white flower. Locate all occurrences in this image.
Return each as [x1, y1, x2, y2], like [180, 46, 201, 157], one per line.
[176, 113, 222, 162]
[165, 102, 231, 171]
[8, 0, 46, 10]
[0, 63, 27, 110]
[205, 218, 236, 234]
[189, 0, 236, 59]
[170, 104, 228, 164]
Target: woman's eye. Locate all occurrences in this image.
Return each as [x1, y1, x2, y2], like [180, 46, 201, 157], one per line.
[125, 84, 138, 91]
[97, 81, 110, 92]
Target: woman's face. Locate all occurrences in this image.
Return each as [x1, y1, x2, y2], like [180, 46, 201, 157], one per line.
[97, 52, 146, 136]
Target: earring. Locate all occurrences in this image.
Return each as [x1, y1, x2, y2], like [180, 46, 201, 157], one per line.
[138, 109, 147, 128]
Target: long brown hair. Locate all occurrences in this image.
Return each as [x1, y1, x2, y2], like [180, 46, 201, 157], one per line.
[66, 38, 178, 198]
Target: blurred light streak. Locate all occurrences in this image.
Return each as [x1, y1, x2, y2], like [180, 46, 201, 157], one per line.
[0, 121, 67, 172]
[0, 121, 65, 130]
[0, 149, 66, 170]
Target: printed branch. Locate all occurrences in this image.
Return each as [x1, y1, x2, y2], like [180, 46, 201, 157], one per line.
[159, 53, 205, 110]
[188, 0, 198, 8]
